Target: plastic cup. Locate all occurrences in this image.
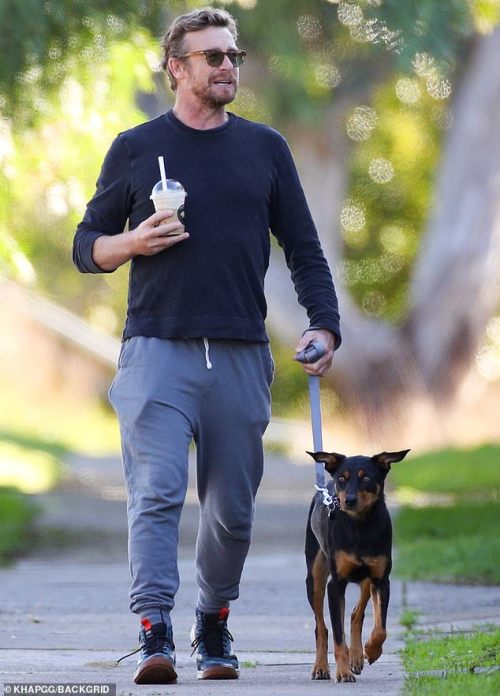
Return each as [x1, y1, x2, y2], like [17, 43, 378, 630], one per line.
[150, 179, 187, 234]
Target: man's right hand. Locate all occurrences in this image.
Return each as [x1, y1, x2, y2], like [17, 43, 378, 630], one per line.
[92, 210, 189, 272]
[130, 210, 189, 256]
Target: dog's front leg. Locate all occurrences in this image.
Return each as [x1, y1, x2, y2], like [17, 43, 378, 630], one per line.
[327, 576, 356, 682]
[307, 551, 331, 679]
[349, 578, 370, 674]
[364, 577, 389, 664]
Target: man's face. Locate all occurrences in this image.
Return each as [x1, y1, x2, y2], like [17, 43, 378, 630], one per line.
[174, 26, 240, 108]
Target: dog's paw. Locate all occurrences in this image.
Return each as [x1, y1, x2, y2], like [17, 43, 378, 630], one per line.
[336, 668, 356, 683]
[364, 640, 383, 665]
[311, 663, 331, 680]
[350, 651, 364, 675]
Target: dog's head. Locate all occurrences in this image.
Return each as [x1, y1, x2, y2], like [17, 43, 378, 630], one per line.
[307, 449, 410, 517]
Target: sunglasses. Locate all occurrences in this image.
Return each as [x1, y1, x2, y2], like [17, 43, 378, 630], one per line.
[179, 49, 247, 68]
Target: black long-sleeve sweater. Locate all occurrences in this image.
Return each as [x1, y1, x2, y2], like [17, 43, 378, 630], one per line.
[73, 110, 341, 346]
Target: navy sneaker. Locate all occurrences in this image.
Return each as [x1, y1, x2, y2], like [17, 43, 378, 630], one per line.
[117, 618, 177, 684]
[190, 608, 240, 680]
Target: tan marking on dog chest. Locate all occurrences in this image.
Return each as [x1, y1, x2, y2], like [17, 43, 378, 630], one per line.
[335, 552, 389, 580]
[335, 550, 361, 579]
[361, 555, 390, 579]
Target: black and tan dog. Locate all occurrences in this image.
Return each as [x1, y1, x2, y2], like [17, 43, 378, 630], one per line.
[305, 449, 410, 683]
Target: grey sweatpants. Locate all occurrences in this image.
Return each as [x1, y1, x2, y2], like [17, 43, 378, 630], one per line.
[109, 336, 273, 617]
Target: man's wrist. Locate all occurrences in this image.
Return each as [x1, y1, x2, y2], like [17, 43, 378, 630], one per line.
[302, 326, 322, 336]
[302, 326, 334, 337]
[126, 228, 138, 258]
[302, 327, 339, 353]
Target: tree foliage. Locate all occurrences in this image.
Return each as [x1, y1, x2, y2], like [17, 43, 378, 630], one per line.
[219, 0, 475, 126]
[0, 0, 499, 388]
[0, 0, 165, 122]
[0, 26, 161, 330]
[2, 1, 493, 124]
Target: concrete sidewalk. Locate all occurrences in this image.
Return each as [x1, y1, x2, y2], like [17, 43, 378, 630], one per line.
[1, 453, 499, 695]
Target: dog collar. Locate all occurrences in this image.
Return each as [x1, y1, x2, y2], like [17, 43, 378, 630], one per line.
[315, 484, 341, 518]
[327, 495, 341, 518]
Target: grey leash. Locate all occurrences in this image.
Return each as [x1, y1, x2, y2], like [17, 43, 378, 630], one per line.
[295, 340, 334, 509]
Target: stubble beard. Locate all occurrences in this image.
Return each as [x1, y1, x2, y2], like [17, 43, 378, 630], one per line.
[193, 79, 238, 109]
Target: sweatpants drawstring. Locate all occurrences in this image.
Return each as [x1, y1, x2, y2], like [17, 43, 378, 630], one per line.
[203, 337, 213, 369]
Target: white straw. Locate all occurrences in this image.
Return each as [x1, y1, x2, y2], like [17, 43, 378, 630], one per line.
[158, 156, 167, 191]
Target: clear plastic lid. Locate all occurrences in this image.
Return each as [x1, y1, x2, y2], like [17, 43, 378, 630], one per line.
[151, 179, 185, 195]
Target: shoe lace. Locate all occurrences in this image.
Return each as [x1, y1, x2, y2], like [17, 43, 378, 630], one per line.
[116, 645, 141, 666]
[191, 621, 234, 658]
[116, 631, 171, 666]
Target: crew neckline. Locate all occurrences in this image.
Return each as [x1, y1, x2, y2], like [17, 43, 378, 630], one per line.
[166, 109, 236, 135]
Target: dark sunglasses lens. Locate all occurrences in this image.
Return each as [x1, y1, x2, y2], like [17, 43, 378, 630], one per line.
[229, 52, 245, 67]
[206, 51, 225, 67]
[205, 51, 244, 67]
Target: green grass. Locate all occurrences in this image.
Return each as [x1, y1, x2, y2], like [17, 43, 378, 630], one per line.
[390, 444, 500, 497]
[394, 501, 500, 585]
[405, 670, 500, 695]
[0, 388, 120, 560]
[396, 500, 500, 540]
[0, 433, 62, 493]
[0, 399, 121, 458]
[403, 627, 500, 695]
[0, 429, 66, 560]
[0, 487, 39, 564]
[392, 444, 500, 584]
[0, 429, 70, 459]
[400, 609, 421, 631]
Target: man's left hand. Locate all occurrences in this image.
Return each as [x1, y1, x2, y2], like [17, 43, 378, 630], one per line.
[294, 329, 336, 376]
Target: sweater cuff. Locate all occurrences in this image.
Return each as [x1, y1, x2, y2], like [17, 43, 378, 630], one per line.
[73, 232, 112, 274]
[303, 325, 342, 350]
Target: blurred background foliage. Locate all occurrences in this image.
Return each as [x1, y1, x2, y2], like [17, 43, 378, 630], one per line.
[1, 0, 500, 412]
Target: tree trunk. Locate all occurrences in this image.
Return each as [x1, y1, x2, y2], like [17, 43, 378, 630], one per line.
[407, 28, 500, 397]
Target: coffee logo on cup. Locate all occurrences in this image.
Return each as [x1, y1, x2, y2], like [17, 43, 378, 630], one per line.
[177, 204, 185, 224]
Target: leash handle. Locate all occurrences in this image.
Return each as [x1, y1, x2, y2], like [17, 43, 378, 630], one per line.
[308, 375, 323, 452]
[295, 339, 326, 453]
[295, 339, 327, 488]
[308, 375, 326, 489]
[294, 340, 326, 365]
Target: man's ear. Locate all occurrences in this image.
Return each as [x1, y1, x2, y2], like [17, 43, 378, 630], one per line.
[168, 56, 186, 83]
[372, 449, 410, 471]
[306, 451, 346, 474]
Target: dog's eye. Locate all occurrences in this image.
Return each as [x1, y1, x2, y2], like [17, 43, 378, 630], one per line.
[363, 476, 370, 482]
[338, 475, 345, 483]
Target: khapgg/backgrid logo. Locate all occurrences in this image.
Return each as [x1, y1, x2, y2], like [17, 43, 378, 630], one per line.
[4, 685, 115, 695]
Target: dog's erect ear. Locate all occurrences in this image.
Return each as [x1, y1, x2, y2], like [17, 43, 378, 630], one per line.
[306, 451, 346, 474]
[372, 449, 410, 471]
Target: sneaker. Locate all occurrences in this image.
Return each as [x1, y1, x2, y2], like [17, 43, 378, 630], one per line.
[190, 608, 240, 680]
[117, 618, 177, 684]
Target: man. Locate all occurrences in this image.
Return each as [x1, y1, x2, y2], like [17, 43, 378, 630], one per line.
[73, 6, 341, 685]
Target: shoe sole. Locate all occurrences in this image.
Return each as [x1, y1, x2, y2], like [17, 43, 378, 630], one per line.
[134, 657, 177, 684]
[197, 666, 240, 680]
